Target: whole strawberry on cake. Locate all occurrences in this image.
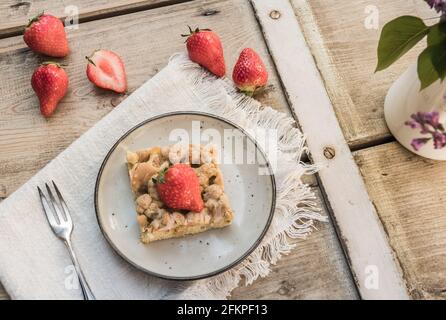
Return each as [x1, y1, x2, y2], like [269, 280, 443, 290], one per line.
[126, 144, 234, 243]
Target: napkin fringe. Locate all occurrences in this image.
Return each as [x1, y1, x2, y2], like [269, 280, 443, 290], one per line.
[168, 54, 327, 299]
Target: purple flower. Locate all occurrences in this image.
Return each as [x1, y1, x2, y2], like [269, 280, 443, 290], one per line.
[425, 0, 446, 15]
[433, 132, 446, 149]
[405, 111, 446, 151]
[411, 111, 441, 129]
[426, 112, 440, 126]
[411, 138, 431, 151]
[404, 120, 420, 129]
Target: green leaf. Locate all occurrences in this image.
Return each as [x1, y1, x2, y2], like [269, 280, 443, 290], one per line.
[427, 22, 446, 46]
[376, 16, 429, 72]
[418, 46, 440, 90]
[431, 41, 446, 81]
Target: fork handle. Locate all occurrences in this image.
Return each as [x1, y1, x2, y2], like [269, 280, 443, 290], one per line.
[64, 240, 96, 300]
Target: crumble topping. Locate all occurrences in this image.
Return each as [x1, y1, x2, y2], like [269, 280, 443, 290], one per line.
[127, 144, 233, 243]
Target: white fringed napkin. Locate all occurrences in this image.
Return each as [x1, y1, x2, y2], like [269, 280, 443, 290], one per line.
[0, 54, 326, 299]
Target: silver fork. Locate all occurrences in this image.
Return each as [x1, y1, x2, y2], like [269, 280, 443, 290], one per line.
[37, 181, 95, 300]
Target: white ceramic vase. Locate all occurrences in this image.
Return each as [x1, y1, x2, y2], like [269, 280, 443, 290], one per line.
[384, 63, 446, 160]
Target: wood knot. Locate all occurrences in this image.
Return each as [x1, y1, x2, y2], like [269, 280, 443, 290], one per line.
[323, 146, 336, 159]
[10, 2, 30, 10]
[278, 280, 295, 296]
[202, 9, 220, 16]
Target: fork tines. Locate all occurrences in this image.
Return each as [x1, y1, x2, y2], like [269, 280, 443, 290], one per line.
[38, 181, 72, 231]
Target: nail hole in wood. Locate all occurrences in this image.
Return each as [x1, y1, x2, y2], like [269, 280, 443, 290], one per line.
[323, 147, 336, 159]
[269, 10, 281, 20]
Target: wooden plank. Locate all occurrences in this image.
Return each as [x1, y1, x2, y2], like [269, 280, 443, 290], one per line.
[232, 184, 358, 300]
[354, 142, 446, 300]
[0, 0, 190, 38]
[0, 0, 289, 199]
[252, 0, 409, 299]
[291, 0, 433, 148]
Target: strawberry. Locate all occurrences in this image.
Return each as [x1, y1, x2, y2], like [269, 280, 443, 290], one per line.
[232, 48, 268, 95]
[156, 164, 204, 213]
[23, 13, 69, 57]
[86, 50, 127, 93]
[182, 26, 225, 77]
[31, 62, 69, 117]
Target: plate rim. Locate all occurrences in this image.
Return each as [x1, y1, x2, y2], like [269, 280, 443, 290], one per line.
[94, 111, 276, 281]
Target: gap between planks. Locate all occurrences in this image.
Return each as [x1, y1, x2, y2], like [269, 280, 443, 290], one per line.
[0, 0, 193, 39]
[350, 136, 396, 153]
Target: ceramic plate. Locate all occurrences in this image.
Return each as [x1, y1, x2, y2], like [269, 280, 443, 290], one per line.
[95, 112, 276, 280]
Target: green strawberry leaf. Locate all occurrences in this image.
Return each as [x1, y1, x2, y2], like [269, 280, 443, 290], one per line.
[155, 166, 169, 184]
[418, 46, 440, 90]
[27, 11, 44, 27]
[376, 16, 429, 72]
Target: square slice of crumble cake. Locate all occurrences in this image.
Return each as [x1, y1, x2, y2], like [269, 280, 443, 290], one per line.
[126, 145, 234, 243]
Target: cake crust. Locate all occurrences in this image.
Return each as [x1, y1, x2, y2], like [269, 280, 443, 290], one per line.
[126, 144, 234, 243]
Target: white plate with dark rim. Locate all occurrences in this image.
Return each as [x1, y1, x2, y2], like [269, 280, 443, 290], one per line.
[95, 112, 276, 280]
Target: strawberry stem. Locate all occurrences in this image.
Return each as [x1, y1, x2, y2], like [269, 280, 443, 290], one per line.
[180, 26, 212, 38]
[85, 55, 96, 67]
[27, 11, 44, 28]
[180, 26, 193, 37]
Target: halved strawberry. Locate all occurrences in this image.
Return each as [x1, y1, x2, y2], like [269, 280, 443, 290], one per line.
[86, 50, 127, 93]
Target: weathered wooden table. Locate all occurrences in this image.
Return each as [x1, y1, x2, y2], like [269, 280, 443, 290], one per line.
[0, 0, 444, 300]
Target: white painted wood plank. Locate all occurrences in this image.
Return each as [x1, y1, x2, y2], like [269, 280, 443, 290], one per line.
[251, 0, 409, 299]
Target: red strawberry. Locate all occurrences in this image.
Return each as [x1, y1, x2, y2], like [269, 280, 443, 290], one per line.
[232, 48, 268, 95]
[31, 62, 69, 117]
[23, 13, 69, 57]
[156, 164, 204, 213]
[182, 26, 225, 77]
[86, 50, 127, 93]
